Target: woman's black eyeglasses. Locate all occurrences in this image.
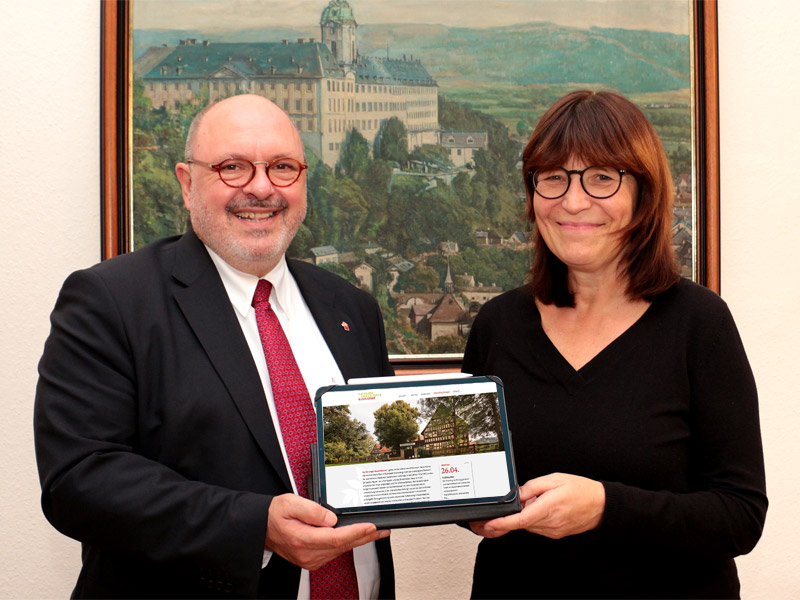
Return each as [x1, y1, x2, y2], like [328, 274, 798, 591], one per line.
[530, 166, 626, 199]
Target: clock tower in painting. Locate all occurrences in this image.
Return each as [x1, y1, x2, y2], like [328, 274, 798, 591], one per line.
[321, 0, 357, 66]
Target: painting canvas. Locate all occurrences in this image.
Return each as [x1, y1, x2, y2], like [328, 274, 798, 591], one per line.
[128, 0, 698, 362]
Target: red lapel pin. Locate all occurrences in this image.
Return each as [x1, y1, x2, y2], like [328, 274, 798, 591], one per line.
[341, 321, 350, 332]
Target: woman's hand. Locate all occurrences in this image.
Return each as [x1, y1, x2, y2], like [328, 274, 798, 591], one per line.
[470, 473, 605, 540]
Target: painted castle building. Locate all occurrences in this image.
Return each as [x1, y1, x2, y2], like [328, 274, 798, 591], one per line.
[136, 0, 439, 167]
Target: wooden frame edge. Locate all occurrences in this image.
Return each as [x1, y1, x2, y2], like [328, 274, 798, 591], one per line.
[101, 0, 129, 259]
[695, 0, 721, 293]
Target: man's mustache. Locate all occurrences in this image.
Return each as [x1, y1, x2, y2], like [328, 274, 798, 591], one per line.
[226, 198, 288, 211]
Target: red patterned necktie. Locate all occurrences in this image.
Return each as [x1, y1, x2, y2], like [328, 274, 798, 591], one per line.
[252, 279, 360, 600]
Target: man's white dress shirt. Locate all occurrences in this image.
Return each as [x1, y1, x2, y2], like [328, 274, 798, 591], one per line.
[207, 247, 380, 600]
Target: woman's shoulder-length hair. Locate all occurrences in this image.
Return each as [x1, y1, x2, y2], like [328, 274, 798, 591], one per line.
[522, 89, 679, 306]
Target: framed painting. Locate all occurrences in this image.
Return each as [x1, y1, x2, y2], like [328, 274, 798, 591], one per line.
[101, 0, 720, 370]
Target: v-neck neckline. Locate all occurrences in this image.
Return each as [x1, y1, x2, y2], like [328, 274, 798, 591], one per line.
[523, 293, 659, 396]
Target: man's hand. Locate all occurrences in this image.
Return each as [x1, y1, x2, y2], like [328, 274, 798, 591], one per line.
[470, 473, 605, 540]
[265, 493, 390, 571]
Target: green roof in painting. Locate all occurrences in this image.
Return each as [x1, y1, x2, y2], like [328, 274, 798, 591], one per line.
[141, 41, 345, 79]
[357, 56, 437, 86]
[140, 40, 437, 87]
[320, 0, 356, 25]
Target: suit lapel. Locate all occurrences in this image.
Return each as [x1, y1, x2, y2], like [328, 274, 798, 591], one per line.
[288, 260, 362, 382]
[171, 231, 293, 491]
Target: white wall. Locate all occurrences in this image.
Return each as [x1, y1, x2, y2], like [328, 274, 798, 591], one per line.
[717, 2, 800, 597]
[2, 1, 798, 598]
[1, 1, 99, 597]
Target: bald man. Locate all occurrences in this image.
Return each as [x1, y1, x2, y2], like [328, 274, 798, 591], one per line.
[35, 95, 395, 599]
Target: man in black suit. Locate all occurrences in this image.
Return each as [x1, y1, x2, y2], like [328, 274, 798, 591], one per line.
[34, 95, 394, 599]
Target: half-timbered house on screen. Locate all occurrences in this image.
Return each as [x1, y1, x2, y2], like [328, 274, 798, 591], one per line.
[420, 405, 469, 454]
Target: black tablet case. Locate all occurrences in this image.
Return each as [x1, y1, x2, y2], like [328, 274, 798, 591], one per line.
[310, 375, 520, 529]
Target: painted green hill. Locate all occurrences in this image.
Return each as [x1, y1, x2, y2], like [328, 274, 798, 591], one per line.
[357, 22, 689, 94]
[134, 21, 689, 95]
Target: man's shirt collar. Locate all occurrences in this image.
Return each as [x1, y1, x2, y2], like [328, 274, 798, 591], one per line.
[204, 246, 291, 318]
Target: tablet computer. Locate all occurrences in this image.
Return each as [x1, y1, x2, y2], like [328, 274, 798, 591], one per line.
[311, 374, 520, 528]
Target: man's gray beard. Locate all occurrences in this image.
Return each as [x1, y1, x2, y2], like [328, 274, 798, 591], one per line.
[189, 189, 306, 271]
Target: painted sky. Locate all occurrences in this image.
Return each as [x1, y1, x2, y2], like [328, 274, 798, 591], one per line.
[133, 0, 691, 35]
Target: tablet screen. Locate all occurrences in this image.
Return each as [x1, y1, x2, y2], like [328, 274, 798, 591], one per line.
[315, 376, 515, 515]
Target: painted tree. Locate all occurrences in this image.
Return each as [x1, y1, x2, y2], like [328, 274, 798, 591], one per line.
[375, 117, 409, 165]
[337, 128, 370, 182]
[379, 176, 427, 256]
[410, 144, 453, 169]
[395, 264, 439, 292]
[360, 158, 392, 239]
[131, 79, 196, 248]
[303, 160, 336, 249]
[326, 177, 370, 244]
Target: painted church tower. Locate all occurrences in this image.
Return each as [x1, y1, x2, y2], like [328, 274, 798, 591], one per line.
[320, 0, 357, 65]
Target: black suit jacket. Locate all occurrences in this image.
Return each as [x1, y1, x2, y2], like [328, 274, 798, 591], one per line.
[34, 230, 395, 599]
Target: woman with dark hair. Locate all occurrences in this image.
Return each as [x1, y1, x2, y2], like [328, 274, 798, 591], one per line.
[463, 90, 766, 599]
